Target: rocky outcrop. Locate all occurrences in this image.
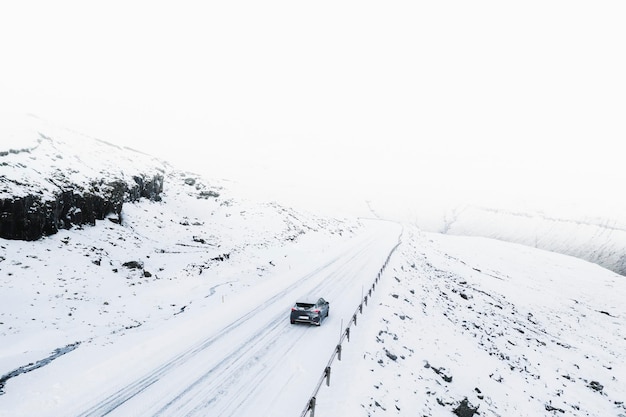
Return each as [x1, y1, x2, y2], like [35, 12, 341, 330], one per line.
[1, 115, 169, 241]
[128, 175, 164, 202]
[0, 174, 163, 241]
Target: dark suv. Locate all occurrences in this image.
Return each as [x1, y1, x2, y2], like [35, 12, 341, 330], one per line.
[290, 298, 329, 326]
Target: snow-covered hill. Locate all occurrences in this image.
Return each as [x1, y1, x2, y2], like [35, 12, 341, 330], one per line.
[1, 114, 167, 240]
[1, 117, 624, 416]
[0, 116, 360, 400]
[319, 226, 626, 417]
[443, 205, 626, 277]
[380, 202, 626, 277]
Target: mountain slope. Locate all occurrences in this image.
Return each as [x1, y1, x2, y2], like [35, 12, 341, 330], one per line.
[317, 226, 626, 417]
[1, 115, 165, 240]
[0, 118, 361, 402]
[1, 116, 624, 417]
[386, 201, 626, 277]
[446, 205, 626, 277]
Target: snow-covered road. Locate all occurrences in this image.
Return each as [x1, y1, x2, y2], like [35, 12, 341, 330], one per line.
[1, 220, 401, 417]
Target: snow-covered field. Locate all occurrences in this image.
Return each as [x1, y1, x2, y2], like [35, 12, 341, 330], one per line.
[0, 211, 391, 417]
[1, 118, 625, 416]
[371, 197, 626, 277]
[409, 204, 626, 278]
[320, 227, 626, 416]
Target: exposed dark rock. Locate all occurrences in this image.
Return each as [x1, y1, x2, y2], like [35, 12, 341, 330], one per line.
[193, 236, 206, 244]
[129, 175, 164, 202]
[425, 361, 453, 383]
[198, 190, 220, 199]
[211, 253, 230, 262]
[588, 380, 604, 392]
[453, 398, 479, 417]
[545, 404, 565, 413]
[0, 174, 163, 241]
[385, 349, 398, 361]
[122, 261, 144, 269]
[0, 191, 117, 240]
[0, 142, 39, 157]
[124, 321, 142, 330]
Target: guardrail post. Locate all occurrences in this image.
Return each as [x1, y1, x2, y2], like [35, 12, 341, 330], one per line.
[298, 230, 403, 417]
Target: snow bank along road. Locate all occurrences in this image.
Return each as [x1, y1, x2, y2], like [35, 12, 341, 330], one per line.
[1, 220, 401, 417]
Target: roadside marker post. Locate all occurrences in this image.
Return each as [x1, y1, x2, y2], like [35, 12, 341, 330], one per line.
[299, 228, 404, 417]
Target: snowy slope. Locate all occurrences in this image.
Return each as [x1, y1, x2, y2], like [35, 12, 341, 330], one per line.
[1, 117, 365, 415]
[1, 113, 164, 201]
[0, 171, 358, 370]
[444, 205, 626, 277]
[2, 117, 625, 417]
[4, 218, 624, 417]
[383, 201, 626, 277]
[317, 226, 626, 417]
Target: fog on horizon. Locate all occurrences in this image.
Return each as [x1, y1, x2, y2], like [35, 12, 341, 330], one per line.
[1, 1, 624, 219]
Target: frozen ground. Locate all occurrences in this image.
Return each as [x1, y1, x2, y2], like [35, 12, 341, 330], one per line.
[373, 199, 626, 277]
[2, 213, 624, 416]
[1, 116, 625, 416]
[318, 227, 626, 416]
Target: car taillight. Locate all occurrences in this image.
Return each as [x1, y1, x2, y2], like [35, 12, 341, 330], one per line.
[291, 308, 296, 311]
[314, 309, 320, 313]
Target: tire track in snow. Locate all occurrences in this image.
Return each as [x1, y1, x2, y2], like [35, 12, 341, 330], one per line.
[158, 237, 381, 417]
[74, 235, 380, 417]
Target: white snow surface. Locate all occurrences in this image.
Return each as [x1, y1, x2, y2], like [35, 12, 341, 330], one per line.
[1, 114, 167, 201]
[379, 201, 626, 277]
[320, 228, 625, 416]
[1, 120, 625, 416]
[439, 205, 626, 278]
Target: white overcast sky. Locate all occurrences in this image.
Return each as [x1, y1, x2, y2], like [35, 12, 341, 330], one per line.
[1, 1, 625, 215]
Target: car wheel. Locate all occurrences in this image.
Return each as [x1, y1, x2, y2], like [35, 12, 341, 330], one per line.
[290, 319, 295, 324]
